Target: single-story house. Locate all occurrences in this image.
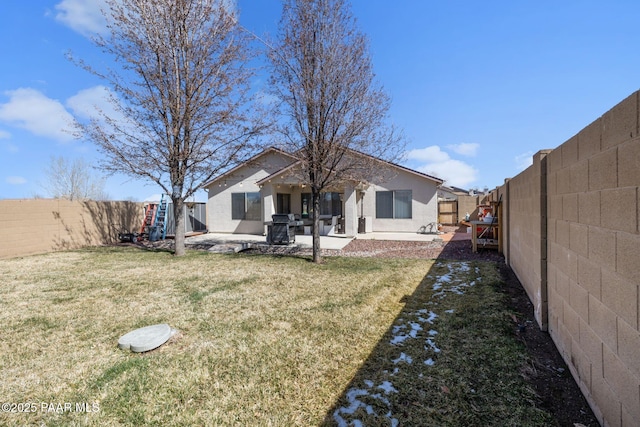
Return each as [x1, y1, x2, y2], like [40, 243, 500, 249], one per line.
[438, 184, 471, 201]
[203, 147, 443, 236]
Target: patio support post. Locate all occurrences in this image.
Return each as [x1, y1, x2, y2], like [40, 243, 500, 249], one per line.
[344, 183, 358, 236]
[262, 184, 274, 236]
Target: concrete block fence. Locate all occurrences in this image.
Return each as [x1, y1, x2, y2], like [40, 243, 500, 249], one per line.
[0, 199, 141, 259]
[493, 91, 640, 426]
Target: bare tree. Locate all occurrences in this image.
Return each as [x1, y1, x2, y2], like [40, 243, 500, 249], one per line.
[268, 0, 404, 263]
[41, 156, 109, 201]
[75, 0, 265, 255]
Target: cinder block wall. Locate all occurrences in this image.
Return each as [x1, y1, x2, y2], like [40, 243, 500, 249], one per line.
[497, 91, 640, 427]
[499, 150, 550, 330]
[548, 92, 640, 426]
[0, 199, 142, 259]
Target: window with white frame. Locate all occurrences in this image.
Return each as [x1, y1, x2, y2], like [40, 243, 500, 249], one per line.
[375, 190, 412, 219]
[231, 192, 261, 220]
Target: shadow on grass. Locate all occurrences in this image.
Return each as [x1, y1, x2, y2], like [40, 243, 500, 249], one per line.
[320, 239, 556, 426]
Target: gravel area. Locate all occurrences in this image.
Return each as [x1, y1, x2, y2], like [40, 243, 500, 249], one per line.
[132, 234, 503, 263]
[341, 239, 504, 262]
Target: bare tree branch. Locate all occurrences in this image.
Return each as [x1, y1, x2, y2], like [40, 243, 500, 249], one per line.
[40, 156, 109, 201]
[73, 0, 267, 255]
[268, 0, 405, 262]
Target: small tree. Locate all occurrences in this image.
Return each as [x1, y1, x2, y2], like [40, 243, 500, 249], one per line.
[41, 156, 109, 201]
[75, 0, 264, 255]
[268, 0, 404, 263]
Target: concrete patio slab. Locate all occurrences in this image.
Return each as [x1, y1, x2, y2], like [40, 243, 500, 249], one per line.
[185, 229, 471, 252]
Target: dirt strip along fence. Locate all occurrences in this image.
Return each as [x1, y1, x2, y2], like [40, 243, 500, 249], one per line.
[0, 199, 142, 259]
[490, 91, 640, 427]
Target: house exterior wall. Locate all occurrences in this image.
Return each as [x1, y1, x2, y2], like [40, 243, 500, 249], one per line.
[363, 170, 439, 233]
[206, 150, 440, 235]
[494, 91, 640, 427]
[206, 151, 294, 234]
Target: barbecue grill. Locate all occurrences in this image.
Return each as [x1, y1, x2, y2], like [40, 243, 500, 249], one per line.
[267, 214, 303, 245]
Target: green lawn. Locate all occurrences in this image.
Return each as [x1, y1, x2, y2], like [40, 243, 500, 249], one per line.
[0, 247, 553, 426]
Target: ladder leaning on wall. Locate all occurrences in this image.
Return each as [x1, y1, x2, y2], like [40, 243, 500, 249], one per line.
[138, 194, 168, 240]
[139, 202, 157, 235]
[154, 194, 168, 240]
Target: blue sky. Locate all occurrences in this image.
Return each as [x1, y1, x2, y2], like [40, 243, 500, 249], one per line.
[1, 1, 639, 201]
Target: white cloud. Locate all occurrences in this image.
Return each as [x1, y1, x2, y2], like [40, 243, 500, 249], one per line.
[447, 142, 479, 157]
[406, 146, 449, 163]
[0, 129, 10, 139]
[406, 145, 478, 188]
[515, 151, 534, 171]
[0, 88, 77, 143]
[67, 85, 119, 120]
[54, 0, 108, 37]
[67, 85, 137, 137]
[6, 176, 27, 185]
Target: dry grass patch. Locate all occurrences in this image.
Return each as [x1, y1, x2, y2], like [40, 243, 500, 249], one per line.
[0, 248, 554, 426]
[0, 248, 428, 426]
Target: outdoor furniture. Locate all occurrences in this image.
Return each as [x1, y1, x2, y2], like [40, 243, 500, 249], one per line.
[471, 220, 501, 253]
[267, 214, 303, 244]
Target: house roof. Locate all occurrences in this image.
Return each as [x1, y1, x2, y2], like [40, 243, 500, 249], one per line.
[206, 146, 444, 188]
[380, 157, 444, 185]
[202, 146, 297, 188]
[440, 184, 469, 195]
[257, 147, 444, 186]
[255, 159, 303, 185]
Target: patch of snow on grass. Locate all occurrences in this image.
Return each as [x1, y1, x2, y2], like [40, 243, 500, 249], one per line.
[390, 320, 424, 345]
[416, 309, 438, 324]
[392, 352, 413, 364]
[336, 261, 477, 426]
[333, 380, 399, 427]
[378, 381, 398, 394]
[425, 338, 441, 353]
[433, 262, 478, 298]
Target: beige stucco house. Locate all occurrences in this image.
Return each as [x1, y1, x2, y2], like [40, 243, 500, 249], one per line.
[203, 147, 443, 236]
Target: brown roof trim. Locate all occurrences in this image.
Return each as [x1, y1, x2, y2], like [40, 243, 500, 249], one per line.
[202, 146, 297, 188]
[255, 160, 303, 185]
[205, 146, 444, 188]
[345, 147, 444, 185]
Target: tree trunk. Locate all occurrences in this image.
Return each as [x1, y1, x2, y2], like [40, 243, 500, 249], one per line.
[172, 196, 186, 256]
[312, 190, 322, 263]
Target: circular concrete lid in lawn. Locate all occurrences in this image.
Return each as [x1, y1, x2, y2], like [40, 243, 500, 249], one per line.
[118, 324, 175, 353]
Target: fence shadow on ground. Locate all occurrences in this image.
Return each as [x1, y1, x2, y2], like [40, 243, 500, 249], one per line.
[320, 237, 557, 426]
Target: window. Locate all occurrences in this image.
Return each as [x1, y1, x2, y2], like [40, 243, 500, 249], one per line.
[276, 193, 291, 214]
[375, 190, 412, 219]
[375, 191, 393, 218]
[301, 192, 342, 218]
[231, 192, 261, 220]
